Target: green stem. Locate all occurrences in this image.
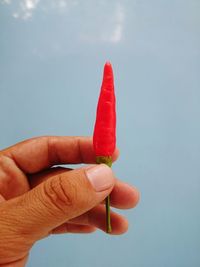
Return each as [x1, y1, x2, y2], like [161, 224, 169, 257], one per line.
[96, 156, 112, 233]
[106, 195, 112, 233]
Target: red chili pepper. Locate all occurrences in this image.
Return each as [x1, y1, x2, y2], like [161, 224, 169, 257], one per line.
[93, 62, 116, 157]
[93, 62, 116, 233]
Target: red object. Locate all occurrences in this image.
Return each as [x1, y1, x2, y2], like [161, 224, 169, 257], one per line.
[93, 62, 116, 157]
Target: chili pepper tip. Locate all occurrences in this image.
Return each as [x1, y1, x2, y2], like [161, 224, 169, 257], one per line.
[105, 61, 112, 66]
[104, 62, 113, 71]
[103, 62, 114, 84]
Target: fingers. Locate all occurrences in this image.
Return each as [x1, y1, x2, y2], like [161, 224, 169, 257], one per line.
[0, 154, 29, 200]
[51, 205, 129, 235]
[69, 205, 128, 235]
[29, 167, 140, 210]
[51, 224, 97, 235]
[0, 164, 115, 248]
[28, 167, 73, 189]
[2, 255, 29, 267]
[1, 136, 119, 174]
[109, 180, 140, 209]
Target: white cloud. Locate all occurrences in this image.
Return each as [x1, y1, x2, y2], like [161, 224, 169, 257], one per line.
[12, 12, 19, 18]
[2, 0, 125, 45]
[10, 0, 78, 19]
[11, 0, 40, 20]
[1, 0, 11, 4]
[110, 3, 124, 43]
[58, 0, 67, 9]
[110, 24, 123, 43]
[79, 2, 125, 44]
[25, 0, 37, 10]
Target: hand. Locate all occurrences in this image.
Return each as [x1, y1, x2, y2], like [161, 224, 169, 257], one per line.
[0, 136, 139, 267]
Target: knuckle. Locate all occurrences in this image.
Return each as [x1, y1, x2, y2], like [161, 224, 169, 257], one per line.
[46, 136, 61, 165]
[0, 155, 11, 192]
[43, 175, 75, 213]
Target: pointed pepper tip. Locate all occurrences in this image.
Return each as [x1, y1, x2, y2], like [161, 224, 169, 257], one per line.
[105, 61, 112, 66]
[103, 61, 113, 77]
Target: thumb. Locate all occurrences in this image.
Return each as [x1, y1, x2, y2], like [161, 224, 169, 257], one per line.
[2, 164, 115, 241]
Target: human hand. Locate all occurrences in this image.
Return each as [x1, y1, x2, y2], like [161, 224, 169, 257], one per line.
[0, 136, 139, 267]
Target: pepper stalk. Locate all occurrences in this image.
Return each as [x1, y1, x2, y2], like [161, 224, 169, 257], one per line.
[96, 156, 112, 233]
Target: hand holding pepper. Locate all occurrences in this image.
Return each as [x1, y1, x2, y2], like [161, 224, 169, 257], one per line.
[0, 136, 140, 267]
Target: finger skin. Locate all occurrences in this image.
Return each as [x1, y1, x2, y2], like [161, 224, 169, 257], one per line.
[29, 167, 140, 210]
[0, 255, 29, 267]
[1, 136, 119, 174]
[69, 205, 129, 235]
[0, 165, 115, 238]
[51, 224, 96, 235]
[0, 198, 33, 264]
[0, 194, 5, 203]
[110, 180, 140, 209]
[0, 155, 29, 200]
[28, 167, 73, 189]
[0, 165, 115, 263]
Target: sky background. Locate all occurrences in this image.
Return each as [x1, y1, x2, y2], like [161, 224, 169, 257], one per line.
[0, 0, 200, 266]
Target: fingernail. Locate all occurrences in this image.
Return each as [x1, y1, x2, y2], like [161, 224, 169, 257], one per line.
[86, 164, 114, 192]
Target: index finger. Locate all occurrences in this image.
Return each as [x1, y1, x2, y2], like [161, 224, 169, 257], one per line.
[1, 136, 119, 174]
